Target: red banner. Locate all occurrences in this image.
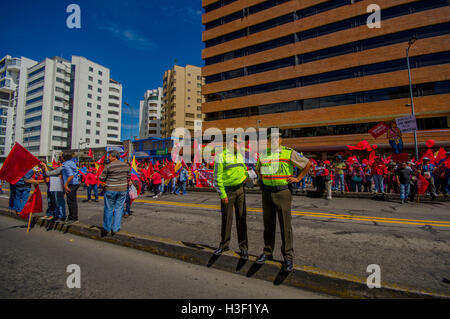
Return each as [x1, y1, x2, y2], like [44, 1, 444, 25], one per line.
[19, 185, 43, 219]
[0, 143, 40, 184]
[160, 165, 175, 180]
[417, 174, 430, 195]
[392, 153, 409, 163]
[196, 169, 214, 188]
[369, 122, 389, 139]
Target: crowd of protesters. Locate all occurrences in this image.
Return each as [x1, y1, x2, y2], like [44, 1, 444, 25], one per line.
[291, 153, 450, 203]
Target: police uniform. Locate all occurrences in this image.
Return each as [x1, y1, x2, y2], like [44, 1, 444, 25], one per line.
[256, 143, 310, 267]
[213, 146, 249, 256]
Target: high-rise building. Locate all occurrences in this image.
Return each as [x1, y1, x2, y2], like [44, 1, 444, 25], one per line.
[139, 88, 163, 139]
[162, 65, 204, 138]
[201, 0, 450, 156]
[71, 56, 122, 151]
[0, 55, 37, 159]
[22, 56, 73, 160]
[3, 55, 123, 162]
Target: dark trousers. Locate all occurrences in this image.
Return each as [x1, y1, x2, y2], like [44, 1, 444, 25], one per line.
[66, 184, 80, 221]
[219, 184, 248, 251]
[262, 188, 294, 261]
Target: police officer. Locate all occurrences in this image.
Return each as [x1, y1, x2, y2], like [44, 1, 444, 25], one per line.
[255, 128, 311, 272]
[213, 136, 249, 260]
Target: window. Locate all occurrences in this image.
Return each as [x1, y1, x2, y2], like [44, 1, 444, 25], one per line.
[98, 88, 102, 93]
[98, 71, 103, 76]
[87, 112, 92, 117]
[89, 76, 93, 81]
[97, 97, 101, 101]
[87, 102, 92, 108]
[97, 105, 101, 110]
[86, 129, 91, 134]
[95, 139, 100, 144]
[98, 80, 102, 85]
[88, 94, 92, 99]
[96, 122, 101, 127]
[88, 85, 93, 90]
[96, 131, 100, 135]
[89, 67, 94, 72]
[96, 114, 101, 119]
[87, 120, 91, 125]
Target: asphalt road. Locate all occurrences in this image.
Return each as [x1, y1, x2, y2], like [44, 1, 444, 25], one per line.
[0, 215, 328, 299]
[1, 188, 449, 295]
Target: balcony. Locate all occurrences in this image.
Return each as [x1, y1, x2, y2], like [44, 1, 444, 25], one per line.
[0, 79, 14, 93]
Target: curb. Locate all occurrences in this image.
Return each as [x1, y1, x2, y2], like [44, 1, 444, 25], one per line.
[186, 187, 450, 202]
[1, 209, 448, 299]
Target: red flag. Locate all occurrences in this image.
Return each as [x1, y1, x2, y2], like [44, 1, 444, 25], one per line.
[383, 156, 392, 165]
[19, 185, 43, 219]
[146, 162, 154, 178]
[0, 143, 40, 184]
[445, 158, 450, 169]
[160, 165, 175, 180]
[347, 140, 373, 152]
[435, 147, 446, 165]
[417, 174, 430, 195]
[420, 149, 435, 165]
[154, 161, 160, 170]
[52, 159, 60, 169]
[369, 151, 376, 166]
[96, 155, 106, 165]
[120, 152, 129, 159]
[368, 122, 389, 139]
[88, 149, 93, 158]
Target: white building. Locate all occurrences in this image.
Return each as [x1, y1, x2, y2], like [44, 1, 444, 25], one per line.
[139, 88, 163, 139]
[22, 57, 73, 160]
[0, 55, 37, 160]
[71, 56, 122, 151]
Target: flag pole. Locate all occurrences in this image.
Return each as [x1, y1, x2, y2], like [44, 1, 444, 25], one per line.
[27, 213, 33, 233]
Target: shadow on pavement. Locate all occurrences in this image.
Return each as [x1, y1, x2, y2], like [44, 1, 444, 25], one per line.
[246, 262, 263, 277]
[207, 254, 220, 268]
[273, 269, 292, 286]
[236, 258, 247, 272]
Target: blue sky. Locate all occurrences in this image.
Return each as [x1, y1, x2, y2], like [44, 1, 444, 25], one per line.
[0, 0, 204, 140]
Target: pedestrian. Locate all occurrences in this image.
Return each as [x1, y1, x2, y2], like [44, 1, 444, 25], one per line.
[151, 170, 162, 198]
[176, 166, 188, 195]
[324, 160, 333, 200]
[396, 162, 412, 204]
[362, 164, 372, 193]
[332, 155, 346, 193]
[84, 168, 99, 202]
[10, 169, 43, 214]
[213, 136, 249, 260]
[315, 160, 327, 194]
[387, 121, 404, 154]
[372, 158, 387, 194]
[421, 157, 437, 200]
[433, 163, 447, 195]
[98, 151, 131, 236]
[386, 162, 399, 194]
[255, 128, 311, 272]
[59, 152, 81, 225]
[352, 163, 364, 193]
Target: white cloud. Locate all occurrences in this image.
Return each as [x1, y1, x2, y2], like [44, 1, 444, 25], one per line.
[99, 25, 158, 51]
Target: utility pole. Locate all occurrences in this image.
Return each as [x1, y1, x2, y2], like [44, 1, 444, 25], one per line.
[406, 36, 419, 160]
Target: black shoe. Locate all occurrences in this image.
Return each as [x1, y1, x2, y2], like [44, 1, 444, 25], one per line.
[213, 247, 229, 256]
[240, 250, 248, 260]
[256, 254, 273, 265]
[111, 230, 119, 237]
[101, 229, 108, 238]
[65, 219, 79, 226]
[284, 260, 294, 272]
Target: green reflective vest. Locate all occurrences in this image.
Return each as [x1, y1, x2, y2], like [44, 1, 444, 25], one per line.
[213, 149, 248, 199]
[258, 146, 294, 187]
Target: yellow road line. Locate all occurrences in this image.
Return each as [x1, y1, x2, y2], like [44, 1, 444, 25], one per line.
[134, 199, 450, 228]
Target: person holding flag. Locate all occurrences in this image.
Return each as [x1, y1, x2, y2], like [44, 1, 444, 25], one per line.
[11, 169, 43, 214]
[212, 136, 249, 260]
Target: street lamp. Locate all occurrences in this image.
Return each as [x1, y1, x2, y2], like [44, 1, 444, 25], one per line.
[406, 36, 419, 160]
[78, 138, 87, 167]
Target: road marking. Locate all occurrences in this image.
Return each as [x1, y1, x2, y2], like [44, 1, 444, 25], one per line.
[2, 189, 449, 228]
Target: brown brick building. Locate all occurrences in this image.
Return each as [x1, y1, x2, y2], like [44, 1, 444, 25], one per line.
[201, 0, 450, 157]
